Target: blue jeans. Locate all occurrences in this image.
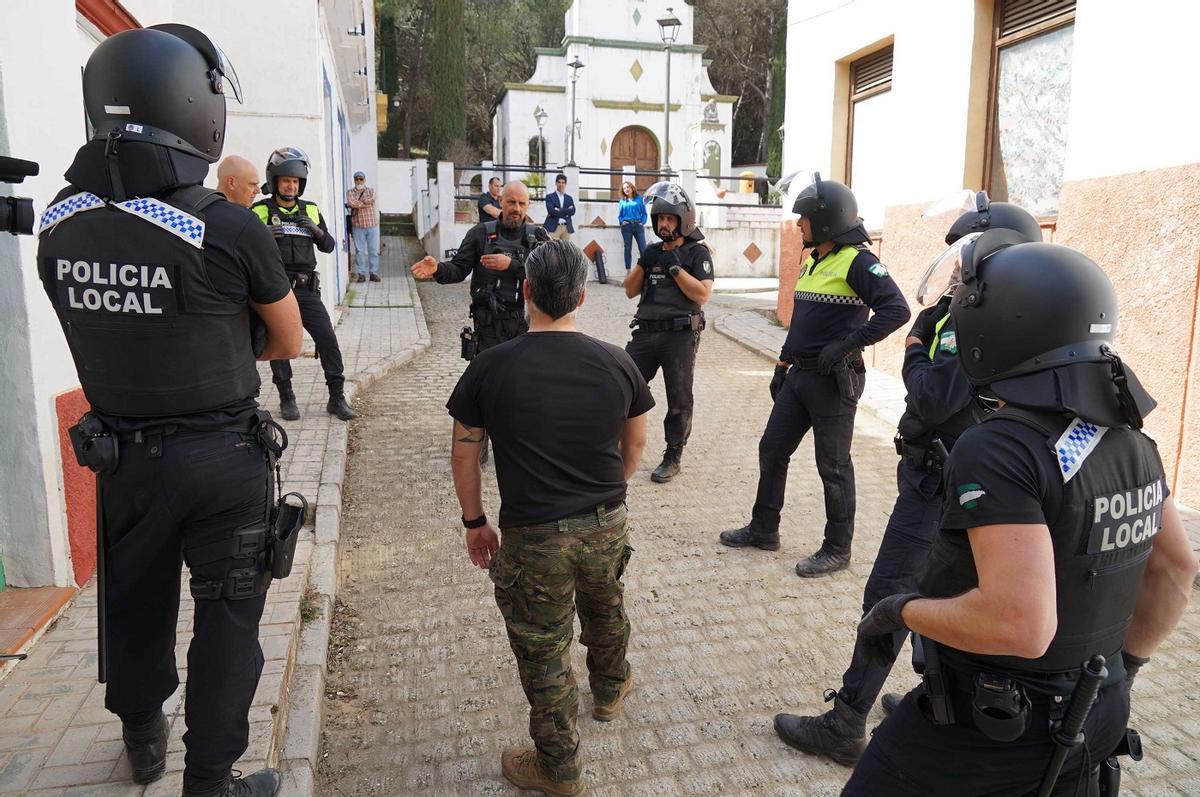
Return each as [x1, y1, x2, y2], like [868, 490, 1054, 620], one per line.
[352, 225, 380, 275]
[620, 223, 646, 270]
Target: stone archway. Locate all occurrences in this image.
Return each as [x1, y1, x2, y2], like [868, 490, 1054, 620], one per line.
[609, 126, 659, 198]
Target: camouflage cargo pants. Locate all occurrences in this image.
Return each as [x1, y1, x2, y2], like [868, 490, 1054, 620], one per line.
[489, 503, 633, 781]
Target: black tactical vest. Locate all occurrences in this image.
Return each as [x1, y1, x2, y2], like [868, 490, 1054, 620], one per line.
[636, 240, 709, 321]
[919, 407, 1167, 677]
[37, 186, 260, 417]
[471, 221, 543, 308]
[254, 197, 318, 272]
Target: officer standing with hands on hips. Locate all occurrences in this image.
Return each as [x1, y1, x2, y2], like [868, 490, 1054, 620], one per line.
[721, 174, 910, 576]
[773, 195, 1043, 765]
[844, 236, 1199, 796]
[35, 24, 302, 796]
[622, 182, 714, 483]
[251, 147, 357, 422]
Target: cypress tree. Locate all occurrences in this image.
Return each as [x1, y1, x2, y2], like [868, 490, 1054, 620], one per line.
[428, 0, 466, 165]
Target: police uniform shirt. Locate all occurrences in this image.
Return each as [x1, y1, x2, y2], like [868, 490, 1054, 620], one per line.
[477, 192, 501, 223]
[446, 332, 655, 527]
[635, 241, 714, 321]
[781, 246, 909, 359]
[899, 313, 974, 443]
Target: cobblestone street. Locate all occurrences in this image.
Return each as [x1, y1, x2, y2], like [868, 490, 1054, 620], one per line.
[317, 271, 1200, 796]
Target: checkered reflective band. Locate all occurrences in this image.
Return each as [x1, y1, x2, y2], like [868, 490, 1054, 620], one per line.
[1054, 417, 1108, 483]
[113, 197, 206, 249]
[36, 192, 104, 236]
[281, 222, 313, 238]
[793, 290, 864, 306]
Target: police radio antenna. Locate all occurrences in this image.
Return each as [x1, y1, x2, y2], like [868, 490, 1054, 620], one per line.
[1, 154, 40, 236]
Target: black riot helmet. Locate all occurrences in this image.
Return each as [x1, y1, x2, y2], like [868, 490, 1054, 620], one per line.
[951, 235, 1156, 428]
[82, 24, 241, 163]
[945, 191, 1043, 245]
[643, 181, 697, 241]
[791, 174, 870, 246]
[264, 147, 310, 199]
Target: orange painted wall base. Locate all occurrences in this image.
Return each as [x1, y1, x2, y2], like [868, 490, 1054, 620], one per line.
[55, 389, 95, 587]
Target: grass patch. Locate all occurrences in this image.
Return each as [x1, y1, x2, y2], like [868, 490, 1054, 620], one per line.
[300, 584, 321, 624]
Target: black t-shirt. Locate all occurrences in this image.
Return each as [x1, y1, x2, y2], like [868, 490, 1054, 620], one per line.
[478, 192, 501, 223]
[446, 331, 656, 527]
[635, 240, 714, 320]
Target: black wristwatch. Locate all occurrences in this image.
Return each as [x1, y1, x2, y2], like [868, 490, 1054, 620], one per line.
[668, 264, 682, 278]
[462, 513, 487, 529]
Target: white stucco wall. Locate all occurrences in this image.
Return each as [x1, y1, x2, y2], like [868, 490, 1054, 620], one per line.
[377, 159, 416, 214]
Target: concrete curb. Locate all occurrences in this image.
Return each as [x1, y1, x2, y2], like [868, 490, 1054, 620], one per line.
[275, 268, 431, 796]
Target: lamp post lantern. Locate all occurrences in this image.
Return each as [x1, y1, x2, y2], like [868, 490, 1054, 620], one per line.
[657, 8, 681, 172]
[567, 57, 584, 166]
[533, 105, 548, 170]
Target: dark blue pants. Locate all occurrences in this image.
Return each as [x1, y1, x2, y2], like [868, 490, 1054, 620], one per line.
[844, 682, 1130, 796]
[621, 223, 647, 270]
[625, 329, 701, 447]
[101, 428, 271, 789]
[751, 367, 862, 553]
[270, 282, 345, 391]
[839, 460, 943, 713]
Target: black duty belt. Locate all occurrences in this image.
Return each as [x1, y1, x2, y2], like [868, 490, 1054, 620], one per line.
[505, 503, 627, 536]
[632, 314, 704, 333]
[894, 437, 948, 472]
[785, 356, 822, 371]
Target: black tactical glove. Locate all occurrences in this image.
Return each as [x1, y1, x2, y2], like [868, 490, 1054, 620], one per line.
[269, 223, 285, 238]
[1122, 650, 1149, 686]
[908, 295, 952, 347]
[770, 364, 788, 401]
[818, 338, 859, 375]
[856, 592, 920, 666]
[300, 216, 321, 235]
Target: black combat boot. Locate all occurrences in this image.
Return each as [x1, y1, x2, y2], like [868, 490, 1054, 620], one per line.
[794, 545, 850, 578]
[774, 689, 868, 767]
[277, 383, 300, 421]
[880, 692, 903, 715]
[650, 444, 683, 483]
[327, 390, 357, 421]
[122, 711, 168, 784]
[718, 525, 781, 551]
[183, 768, 283, 797]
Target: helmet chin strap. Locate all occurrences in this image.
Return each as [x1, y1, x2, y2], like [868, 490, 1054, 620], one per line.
[972, 386, 1001, 415]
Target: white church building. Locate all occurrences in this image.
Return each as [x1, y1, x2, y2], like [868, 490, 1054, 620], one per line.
[490, 0, 735, 197]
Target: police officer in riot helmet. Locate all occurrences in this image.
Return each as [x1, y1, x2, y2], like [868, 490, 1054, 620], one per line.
[843, 238, 1198, 795]
[36, 25, 301, 797]
[622, 182, 714, 483]
[774, 194, 1043, 766]
[252, 147, 357, 422]
[721, 175, 910, 576]
[410, 180, 550, 356]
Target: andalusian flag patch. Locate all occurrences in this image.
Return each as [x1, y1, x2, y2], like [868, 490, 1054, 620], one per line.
[938, 330, 957, 354]
[957, 483, 985, 509]
[868, 263, 889, 278]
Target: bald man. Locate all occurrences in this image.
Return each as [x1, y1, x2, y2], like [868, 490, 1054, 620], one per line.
[216, 155, 260, 208]
[412, 181, 550, 357]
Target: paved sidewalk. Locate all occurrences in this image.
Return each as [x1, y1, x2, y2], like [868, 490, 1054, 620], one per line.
[0, 237, 429, 795]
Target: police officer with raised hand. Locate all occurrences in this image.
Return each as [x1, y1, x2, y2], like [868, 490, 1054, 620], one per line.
[773, 195, 1043, 766]
[35, 25, 301, 797]
[622, 182, 714, 483]
[411, 180, 549, 355]
[843, 237, 1198, 796]
[720, 175, 910, 576]
[252, 147, 357, 422]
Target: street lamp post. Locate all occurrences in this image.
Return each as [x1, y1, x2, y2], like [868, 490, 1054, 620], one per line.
[567, 57, 584, 166]
[657, 9, 681, 173]
[533, 105, 548, 169]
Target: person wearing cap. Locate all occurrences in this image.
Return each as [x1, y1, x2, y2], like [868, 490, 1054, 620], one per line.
[35, 24, 301, 797]
[843, 237, 1197, 796]
[772, 195, 1043, 766]
[347, 170, 380, 282]
[720, 175, 910, 576]
[252, 147, 357, 422]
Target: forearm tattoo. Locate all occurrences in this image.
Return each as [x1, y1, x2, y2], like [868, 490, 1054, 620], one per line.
[456, 424, 485, 444]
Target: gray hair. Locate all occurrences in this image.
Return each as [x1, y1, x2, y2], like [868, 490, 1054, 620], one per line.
[525, 240, 588, 320]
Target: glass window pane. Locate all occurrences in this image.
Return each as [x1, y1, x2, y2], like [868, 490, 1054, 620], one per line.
[849, 89, 894, 230]
[990, 24, 1074, 217]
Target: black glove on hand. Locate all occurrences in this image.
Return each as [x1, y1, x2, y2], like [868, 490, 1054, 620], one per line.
[770, 365, 788, 402]
[659, 248, 682, 268]
[818, 338, 858, 375]
[269, 223, 285, 238]
[1121, 650, 1149, 686]
[908, 296, 952, 347]
[856, 592, 920, 666]
[300, 216, 321, 235]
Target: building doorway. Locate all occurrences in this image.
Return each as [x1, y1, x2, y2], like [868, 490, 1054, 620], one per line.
[610, 126, 659, 199]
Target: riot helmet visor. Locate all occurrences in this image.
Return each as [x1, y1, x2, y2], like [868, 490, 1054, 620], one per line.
[917, 232, 981, 306]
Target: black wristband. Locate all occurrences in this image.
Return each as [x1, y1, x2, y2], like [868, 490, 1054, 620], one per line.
[462, 513, 487, 529]
[669, 264, 682, 277]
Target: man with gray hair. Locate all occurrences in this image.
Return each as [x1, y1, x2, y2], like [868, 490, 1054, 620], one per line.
[446, 240, 654, 795]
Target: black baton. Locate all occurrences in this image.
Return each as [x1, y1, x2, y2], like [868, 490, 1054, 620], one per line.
[96, 474, 108, 683]
[1037, 654, 1107, 797]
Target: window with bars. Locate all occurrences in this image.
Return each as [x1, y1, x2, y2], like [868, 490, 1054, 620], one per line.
[846, 45, 894, 229]
[985, 0, 1076, 217]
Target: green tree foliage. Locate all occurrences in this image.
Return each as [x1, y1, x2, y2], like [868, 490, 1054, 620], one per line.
[766, 20, 787, 178]
[428, 0, 467, 164]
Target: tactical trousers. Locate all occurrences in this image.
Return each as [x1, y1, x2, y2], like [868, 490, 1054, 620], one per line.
[750, 366, 863, 553]
[844, 681, 1130, 796]
[840, 460, 943, 713]
[489, 505, 633, 781]
[270, 283, 345, 391]
[100, 429, 271, 789]
[473, 311, 528, 354]
[625, 329, 701, 447]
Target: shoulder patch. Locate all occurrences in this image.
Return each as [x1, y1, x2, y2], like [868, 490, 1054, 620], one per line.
[937, 329, 957, 354]
[868, 262, 889, 278]
[1054, 418, 1108, 483]
[113, 197, 206, 248]
[956, 483, 986, 509]
[700, 259, 713, 276]
[37, 192, 104, 235]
